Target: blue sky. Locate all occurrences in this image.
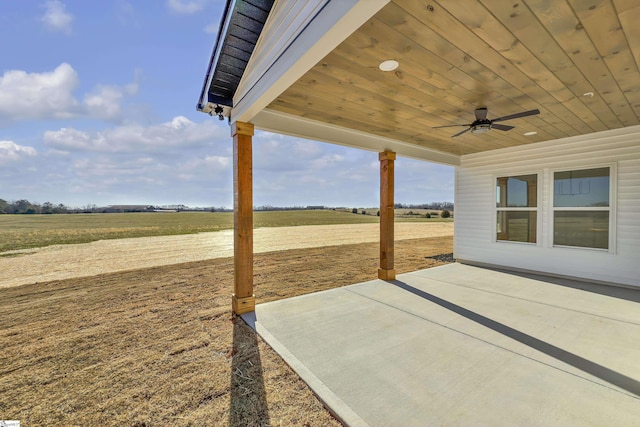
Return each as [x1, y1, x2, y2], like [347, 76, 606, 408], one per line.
[0, 0, 454, 208]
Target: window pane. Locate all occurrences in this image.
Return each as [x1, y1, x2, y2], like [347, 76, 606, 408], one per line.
[554, 167, 609, 207]
[497, 211, 537, 243]
[496, 174, 537, 207]
[554, 211, 609, 249]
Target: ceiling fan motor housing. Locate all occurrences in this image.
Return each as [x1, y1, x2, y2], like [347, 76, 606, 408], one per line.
[432, 107, 539, 137]
[471, 120, 492, 134]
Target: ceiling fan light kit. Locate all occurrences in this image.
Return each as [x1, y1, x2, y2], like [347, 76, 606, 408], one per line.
[433, 107, 541, 137]
[470, 123, 491, 134]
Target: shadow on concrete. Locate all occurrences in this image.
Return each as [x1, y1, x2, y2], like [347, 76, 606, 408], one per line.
[391, 279, 640, 398]
[486, 266, 640, 304]
[229, 314, 270, 427]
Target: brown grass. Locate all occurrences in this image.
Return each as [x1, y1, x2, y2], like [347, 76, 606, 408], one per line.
[1, 210, 448, 253]
[0, 236, 453, 426]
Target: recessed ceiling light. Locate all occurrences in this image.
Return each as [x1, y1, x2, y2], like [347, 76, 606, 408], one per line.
[524, 131, 537, 136]
[379, 60, 399, 71]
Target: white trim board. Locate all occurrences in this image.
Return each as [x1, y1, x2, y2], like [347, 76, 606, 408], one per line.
[461, 124, 640, 167]
[234, 0, 328, 104]
[232, 0, 390, 123]
[252, 108, 461, 165]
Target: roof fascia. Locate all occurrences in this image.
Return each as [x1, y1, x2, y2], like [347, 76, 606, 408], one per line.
[252, 109, 461, 166]
[197, 0, 235, 114]
[231, 0, 390, 123]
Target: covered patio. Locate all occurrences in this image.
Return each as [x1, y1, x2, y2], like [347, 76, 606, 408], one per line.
[243, 263, 640, 426]
[197, 1, 640, 423]
[198, 0, 640, 314]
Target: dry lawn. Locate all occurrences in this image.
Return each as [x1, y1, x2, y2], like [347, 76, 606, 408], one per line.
[0, 236, 453, 426]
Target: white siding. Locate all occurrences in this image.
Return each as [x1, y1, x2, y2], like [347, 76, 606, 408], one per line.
[455, 125, 640, 288]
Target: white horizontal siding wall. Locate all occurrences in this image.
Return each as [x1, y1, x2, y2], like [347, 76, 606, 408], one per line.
[454, 125, 640, 288]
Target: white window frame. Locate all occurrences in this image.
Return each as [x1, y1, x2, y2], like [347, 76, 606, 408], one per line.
[550, 163, 617, 253]
[494, 172, 541, 246]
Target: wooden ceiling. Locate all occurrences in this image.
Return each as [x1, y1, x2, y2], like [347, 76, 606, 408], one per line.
[267, 0, 640, 156]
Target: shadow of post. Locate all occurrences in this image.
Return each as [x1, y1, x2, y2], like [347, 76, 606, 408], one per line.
[504, 268, 640, 304]
[391, 280, 640, 398]
[229, 314, 271, 427]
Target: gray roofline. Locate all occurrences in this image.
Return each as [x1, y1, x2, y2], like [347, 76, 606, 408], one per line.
[197, 0, 274, 115]
[197, 0, 233, 112]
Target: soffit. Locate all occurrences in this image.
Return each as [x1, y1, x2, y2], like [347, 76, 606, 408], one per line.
[267, 0, 640, 156]
[205, 0, 274, 107]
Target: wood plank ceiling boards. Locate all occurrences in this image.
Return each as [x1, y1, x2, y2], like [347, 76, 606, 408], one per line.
[267, 0, 640, 156]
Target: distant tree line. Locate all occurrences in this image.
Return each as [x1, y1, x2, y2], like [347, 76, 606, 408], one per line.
[0, 199, 213, 214]
[0, 198, 235, 214]
[394, 202, 454, 210]
[254, 205, 322, 211]
[0, 199, 72, 214]
[1, 198, 454, 214]
[255, 205, 304, 211]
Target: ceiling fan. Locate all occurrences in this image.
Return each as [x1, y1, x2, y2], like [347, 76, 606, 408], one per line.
[433, 107, 540, 137]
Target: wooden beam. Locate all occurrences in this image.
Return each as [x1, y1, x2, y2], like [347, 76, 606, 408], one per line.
[378, 151, 396, 280]
[232, 121, 255, 314]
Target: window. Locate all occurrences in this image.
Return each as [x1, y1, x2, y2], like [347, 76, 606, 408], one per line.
[496, 174, 537, 243]
[553, 167, 611, 249]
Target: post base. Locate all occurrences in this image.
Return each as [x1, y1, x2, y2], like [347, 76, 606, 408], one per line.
[232, 294, 256, 314]
[378, 268, 396, 281]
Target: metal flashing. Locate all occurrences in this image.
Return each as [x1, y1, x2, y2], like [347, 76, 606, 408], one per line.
[197, 0, 274, 114]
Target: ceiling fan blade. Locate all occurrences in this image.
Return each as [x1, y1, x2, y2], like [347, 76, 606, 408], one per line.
[492, 123, 514, 131]
[433, 123, 472, 129]
[452, 128, 471, 137]
[492, 109, 540, 122]
[474, 107, 488, 120]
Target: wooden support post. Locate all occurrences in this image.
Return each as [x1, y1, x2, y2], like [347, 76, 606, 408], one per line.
[378, 151, 396, 280]
[232, 121, 255, 314]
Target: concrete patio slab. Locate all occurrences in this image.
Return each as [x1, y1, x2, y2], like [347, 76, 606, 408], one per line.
[243, 263, 640, 426]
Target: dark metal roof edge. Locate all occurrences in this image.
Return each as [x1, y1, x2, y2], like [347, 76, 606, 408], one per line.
[196, 0, 235, 112]
[197, 0, 275, 114]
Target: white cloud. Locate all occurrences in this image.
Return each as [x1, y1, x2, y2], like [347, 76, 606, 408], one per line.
[42, 128, 95, 152]
[251, 133, 382, 206]
[0, 141, 38, 165]
[311, 153, 345, 169]
[83, 80, 139, 120]
[44, 116, 224, 153]
[177, 155, 230, 181]
[0, 131, 453, 208]
[0, 64, 139, 123]
[41, 0, 74, 34]
[0, 63, 79, 121]
[395, 159, 455, 204]
[167, 0, 206, 14]
[73, 156, 167, 178]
